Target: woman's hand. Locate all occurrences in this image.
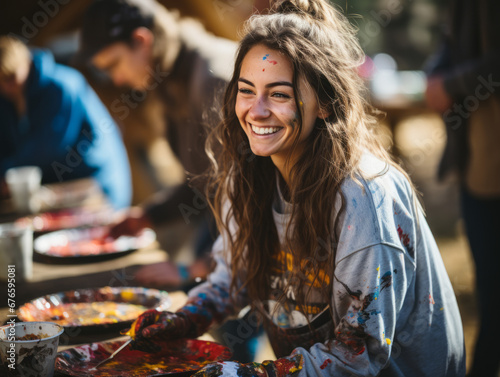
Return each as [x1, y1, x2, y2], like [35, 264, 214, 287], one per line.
[129, 309, 194, 352]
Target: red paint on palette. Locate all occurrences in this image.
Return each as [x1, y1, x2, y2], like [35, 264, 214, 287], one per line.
[55, 338, 232, 376]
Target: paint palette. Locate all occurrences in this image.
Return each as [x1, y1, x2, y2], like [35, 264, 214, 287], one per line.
[17, 287, 170, 335]
[33, 225, 156, 263]
[55, 339, 232, 376]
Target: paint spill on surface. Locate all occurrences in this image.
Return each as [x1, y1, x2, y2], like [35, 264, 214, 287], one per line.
[55, 339, 231, 377]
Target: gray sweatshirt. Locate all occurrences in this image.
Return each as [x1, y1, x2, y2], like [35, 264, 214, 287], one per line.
[189, 153, 466, 376]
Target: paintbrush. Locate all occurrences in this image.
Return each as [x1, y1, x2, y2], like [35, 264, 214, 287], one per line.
[92, 338, 133, 369]
[92, 311, 162, 370]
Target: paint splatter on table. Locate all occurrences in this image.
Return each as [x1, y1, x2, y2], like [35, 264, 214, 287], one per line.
[55, 338, 232, 376]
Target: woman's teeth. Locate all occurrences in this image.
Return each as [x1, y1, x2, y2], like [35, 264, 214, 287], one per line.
[251, 125, 281, 135]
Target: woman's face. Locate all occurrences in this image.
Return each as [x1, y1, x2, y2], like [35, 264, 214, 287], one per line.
[235, 44, 321, 166]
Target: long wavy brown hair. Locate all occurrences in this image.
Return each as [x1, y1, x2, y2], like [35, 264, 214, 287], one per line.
[206, 0, 413, 317]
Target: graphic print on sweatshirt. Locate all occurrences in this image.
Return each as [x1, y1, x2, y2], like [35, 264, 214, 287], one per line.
[266, 249, 330, 328]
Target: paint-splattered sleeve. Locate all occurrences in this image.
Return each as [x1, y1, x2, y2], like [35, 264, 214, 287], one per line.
[293, 243, 413, 377]
[180, 230, 248, 337]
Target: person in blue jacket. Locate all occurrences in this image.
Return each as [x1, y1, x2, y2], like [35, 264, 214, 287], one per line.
[0, 35, 131, 209]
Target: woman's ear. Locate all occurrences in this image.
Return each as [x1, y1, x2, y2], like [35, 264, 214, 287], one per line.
[130, 27, 154, 50]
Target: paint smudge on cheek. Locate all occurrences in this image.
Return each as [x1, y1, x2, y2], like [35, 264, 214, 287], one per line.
[263, 54, 269, 60]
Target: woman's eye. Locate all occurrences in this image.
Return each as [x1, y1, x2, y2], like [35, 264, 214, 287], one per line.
[238, 88, 253, 95]
[272, 92, 291, 99]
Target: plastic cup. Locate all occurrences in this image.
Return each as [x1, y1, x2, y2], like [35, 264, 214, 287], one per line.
[0, 223, 33, 282]
[5, 166, 42, 214]
[0, 322, 64, 377]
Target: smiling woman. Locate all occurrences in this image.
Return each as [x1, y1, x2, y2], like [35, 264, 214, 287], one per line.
[129, 1, 466, 376]
[235, 44, 322, 181]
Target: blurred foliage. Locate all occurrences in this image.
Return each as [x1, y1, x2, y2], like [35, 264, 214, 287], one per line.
[333, 0, 450, 70]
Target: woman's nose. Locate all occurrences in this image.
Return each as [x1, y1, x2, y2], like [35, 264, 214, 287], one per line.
[248, 97, 271, 119]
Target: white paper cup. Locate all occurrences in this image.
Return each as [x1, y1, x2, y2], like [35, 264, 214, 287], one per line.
[0, 224, 33, 282]
[5, 166, 42, 214]
[0, 322, 64, 377]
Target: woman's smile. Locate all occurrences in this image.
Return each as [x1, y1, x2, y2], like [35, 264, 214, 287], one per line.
[250, 123, 284, 136]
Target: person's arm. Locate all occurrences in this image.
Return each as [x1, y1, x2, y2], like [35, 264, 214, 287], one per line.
[131, 229, 246, 346]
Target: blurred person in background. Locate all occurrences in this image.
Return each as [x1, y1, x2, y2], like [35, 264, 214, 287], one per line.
[76, 0, 260, 361]
[0, 35, 131, 210]
[425, 1, 500, 376]
[76, 0, 236, 291]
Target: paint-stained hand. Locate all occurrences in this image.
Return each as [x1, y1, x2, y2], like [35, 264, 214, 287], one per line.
[193, 355, 303, 377]
[129, 309, 194, 352]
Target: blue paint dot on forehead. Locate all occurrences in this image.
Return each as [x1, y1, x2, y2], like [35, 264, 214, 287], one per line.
[263, 54, 269, 60]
